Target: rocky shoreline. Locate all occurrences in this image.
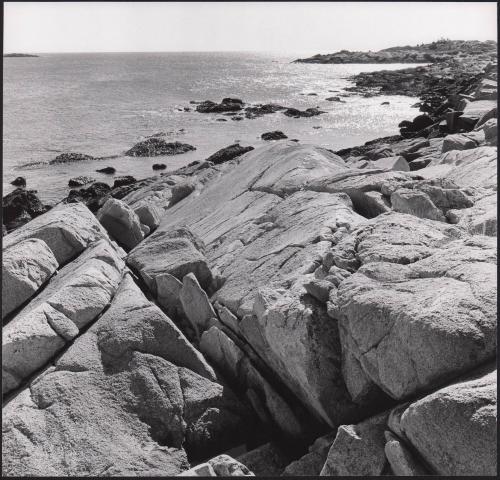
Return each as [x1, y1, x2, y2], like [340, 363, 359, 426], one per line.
[2, 43, 497, 476]
[294, 39, 496, 64]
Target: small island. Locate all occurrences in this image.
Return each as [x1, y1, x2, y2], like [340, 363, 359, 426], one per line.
[4, 53, 39, 58]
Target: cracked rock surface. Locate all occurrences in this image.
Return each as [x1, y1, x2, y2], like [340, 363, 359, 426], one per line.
[2, 274, 254, 476]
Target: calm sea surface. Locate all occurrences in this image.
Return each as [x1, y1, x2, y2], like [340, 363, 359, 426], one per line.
[3, 52, 422, 203]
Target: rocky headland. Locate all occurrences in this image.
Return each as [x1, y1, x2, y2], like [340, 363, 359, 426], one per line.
[2, 41, 497, 476]
[295, 39, 496, 64]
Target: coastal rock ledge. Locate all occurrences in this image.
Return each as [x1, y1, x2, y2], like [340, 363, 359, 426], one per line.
[2, 62, 497, 477]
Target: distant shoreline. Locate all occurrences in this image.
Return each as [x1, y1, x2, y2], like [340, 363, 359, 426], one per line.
[4, 53, 39, 58]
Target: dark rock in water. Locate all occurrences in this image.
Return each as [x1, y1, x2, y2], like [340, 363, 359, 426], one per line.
[2, 188, 49, 231]
[125, 138, 196, 157]
[96, 166, 116, 174]
[68, 176, 95, 187]
[399, 114, 435, 136]
[222, 97, 244, 105]
[261, 131, 288, 141]
[196, 98, 244, 113]
[111, 178, 156, 200]
[326, 96, 343, 102]
[188, 161, 200, 167]
[183, 107, 191, 112]
[10, 177, 26, 187]
[205, 144, 255, 165]
[65, 182, 112, 212]
[398, 120, 414, 129]
[244, 103, 286, 119]
[290, 139, 300, 142]
[307, 93, 318, 96]
[381, 101, 390, 105]
[412, 114, 434, 131]
[216, 118, 227, 122]
[113, 176, 137, 188]
[283, 107, 326, 118]
[49, 152, 94, 164]
[313, 126, 322, 129]
[152, 163, 167, 170]
[146, 132, 166, 138]
[232, 116, 244, 121]
[190, 100, 201, 104]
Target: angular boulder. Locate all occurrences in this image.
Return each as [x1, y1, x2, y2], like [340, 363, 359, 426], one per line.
[127, 227, 213, 293]
[97, 198, 145, 251]
[369, 156, 409, 172]
[384, 431, 429, 476]
[398, 364, 497, 476]
[391, 188, 446, 222]
[441, 133, 479, 153]
[133, 202, 162, 230]
[335, 214, 496, 400]
[236, 443, 291, 476]
[170, 179, 196, 206]
[2, 238, 58, 319]
[2, 202, 111, 265]
[179, 273, 217, 337]
[320, 411, 389, 476]
[282, 432, 336, 476]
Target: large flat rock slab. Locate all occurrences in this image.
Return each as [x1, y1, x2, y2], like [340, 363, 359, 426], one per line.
[129, 143, 373, 428]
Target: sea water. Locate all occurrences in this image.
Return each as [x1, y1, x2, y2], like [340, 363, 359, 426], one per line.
[3, 52, 423, 203]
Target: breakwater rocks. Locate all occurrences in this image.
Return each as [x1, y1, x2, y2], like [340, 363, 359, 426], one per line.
[294, 39, 497, 64]
[3, 84, 497, 476]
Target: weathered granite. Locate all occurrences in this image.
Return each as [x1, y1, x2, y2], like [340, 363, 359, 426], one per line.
[334, 213, 496, 400]
[2, 239, 58, 319]
[2, 202, 111, 265]
[2, 274, 252, 476]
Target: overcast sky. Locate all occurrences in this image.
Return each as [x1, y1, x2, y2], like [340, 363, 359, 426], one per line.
[4, 2, 497, 55]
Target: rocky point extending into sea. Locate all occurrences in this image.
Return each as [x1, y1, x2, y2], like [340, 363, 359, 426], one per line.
[2, 40, 497, 476]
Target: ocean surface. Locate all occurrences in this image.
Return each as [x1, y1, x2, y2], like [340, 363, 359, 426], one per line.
[3, 52, 423, 204]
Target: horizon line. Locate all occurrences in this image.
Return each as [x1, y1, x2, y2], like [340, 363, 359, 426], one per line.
[5, 38, 497, 56]
[4, 49, 322, 55]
